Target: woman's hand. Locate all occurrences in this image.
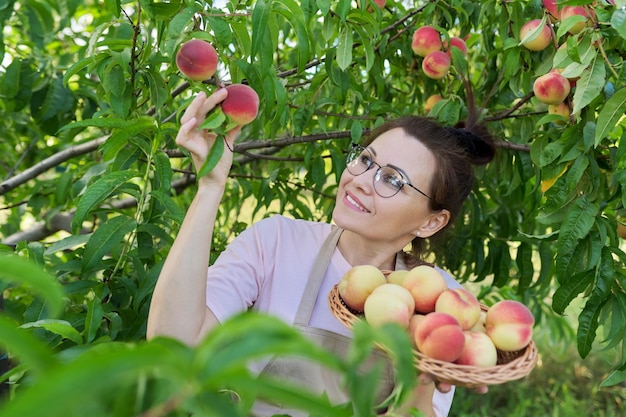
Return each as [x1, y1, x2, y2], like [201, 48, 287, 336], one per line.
[418, 373, 489, 394]
[175, 89, 243, 187]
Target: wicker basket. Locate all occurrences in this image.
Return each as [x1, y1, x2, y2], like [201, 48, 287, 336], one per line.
[328, 283, 539, 388]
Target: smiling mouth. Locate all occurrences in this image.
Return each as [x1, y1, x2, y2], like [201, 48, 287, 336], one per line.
[346, 194, 370, 213]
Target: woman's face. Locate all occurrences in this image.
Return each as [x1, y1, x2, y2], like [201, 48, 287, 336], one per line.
[332, 127, 446, 243]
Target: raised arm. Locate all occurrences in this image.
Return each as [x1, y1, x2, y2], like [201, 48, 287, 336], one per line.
[146, 89, 242, 345]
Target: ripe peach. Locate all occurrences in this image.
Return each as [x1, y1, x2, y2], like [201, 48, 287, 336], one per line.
[411, 26, 442, 57]
[455, 331, 498, 367]
[445, 37, 468, 57]
[386, 270, 409, 285]
[548, 101, 570, 125]
[413, 312, 465, 362]
[485, 300, 535, 352]
[533, 72, 571, 105]
[543, 0, 560, 22]
[176, 39, 219, 81]
[221, 84, 260, 125]
[424, 94, 444, 113]
[408, 314, 426, 347]
[519, 19, 552, 51]
[369, 283, 415, 315]
[469, 310, 487, 333]
[338, 265, 386, 312]
[364, 286, 413, 328]
[401, 265, 447, 314]
[435, 288, 481, 330]
[372, 0, 386, 8]
[422, 51, 451, 80]
[560, 6, 591, 34]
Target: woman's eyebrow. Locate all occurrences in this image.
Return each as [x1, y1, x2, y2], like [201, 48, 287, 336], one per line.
[367, 146, 377, 156]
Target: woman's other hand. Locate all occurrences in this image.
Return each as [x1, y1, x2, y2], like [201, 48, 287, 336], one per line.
[176, 89, 243, 186]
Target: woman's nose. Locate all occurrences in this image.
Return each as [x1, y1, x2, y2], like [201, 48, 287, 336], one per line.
[350, 167, 376, 194]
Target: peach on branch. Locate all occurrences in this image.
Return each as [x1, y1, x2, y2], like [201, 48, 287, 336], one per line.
[542, 0, 560, 22]
[176, 39, 219, 81]
[548, 101, 570, 125]
[455, 331, 498, 367]
[533, 71, 571, 105]
[445, 37, 468, 57]
[424, 94, 444, 114]
[435, 288, 481, 330]
[221, 84, 260, 126]
[560, 6, 592, 34]
[401, 265, 447, 314]
[485, 300, 535, 352]
[364, 284, 414, 328]
[338, 265, 386, 312]
[422, 51, 450, 80]
[413, 312, 465, 362]
[411, 25, 442, 57]
[519, 19, 552, 51]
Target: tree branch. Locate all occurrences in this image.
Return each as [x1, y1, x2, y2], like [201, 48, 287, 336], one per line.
[0, 136, 108, 196]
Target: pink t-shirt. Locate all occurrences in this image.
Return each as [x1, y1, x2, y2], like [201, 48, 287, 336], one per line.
[206, 215, 458, 415]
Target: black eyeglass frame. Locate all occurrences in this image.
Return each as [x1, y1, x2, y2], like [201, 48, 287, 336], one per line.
[345, 144, 435, 201]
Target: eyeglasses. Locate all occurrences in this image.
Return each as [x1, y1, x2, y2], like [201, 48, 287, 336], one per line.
[346, 144, 434, 200]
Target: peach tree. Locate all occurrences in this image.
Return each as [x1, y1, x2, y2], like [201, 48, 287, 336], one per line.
[1, 0, 626, 413]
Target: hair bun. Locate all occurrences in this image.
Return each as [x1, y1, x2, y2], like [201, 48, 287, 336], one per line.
[444, 126, 496, 165]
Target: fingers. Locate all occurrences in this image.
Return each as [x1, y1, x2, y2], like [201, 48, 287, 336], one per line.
[199, 88, 228, 117]
[180, 89, 228, 125]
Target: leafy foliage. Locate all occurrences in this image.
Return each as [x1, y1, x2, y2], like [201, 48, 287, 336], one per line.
[1, 0, 626, 413]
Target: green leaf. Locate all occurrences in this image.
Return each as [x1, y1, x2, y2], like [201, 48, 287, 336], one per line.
[0, 254, 64, 318]
[610, 8, 626, 40]
[556, 198, 598, 277]
[552, 270, 594, 314]
[81, 215, 137, 273]
[251, 0, 271, 59]
[199, 107, 227, 130]
[71, 170, 141, 233]
[20, 319, 83, 345]
[336, 27, 353, 71]
[571, 55, 605, 115]
[84, 294, 105, 344]
[101, 117, 157, 160]
[44, 234, 91, 255]
[58, 116, 135, 132]
[274, 0, 310, 73]
[0, 316, 58, 374]
[576, 248, 614, 358]
[595, 87, 626, 145]
[0, 340, 190, 417]
[335, 0, 351, 22]
[197, 136, 225, 178]
[601, 369, 626, 388]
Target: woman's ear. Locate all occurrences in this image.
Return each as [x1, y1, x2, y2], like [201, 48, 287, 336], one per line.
[414, 209, 451, 238]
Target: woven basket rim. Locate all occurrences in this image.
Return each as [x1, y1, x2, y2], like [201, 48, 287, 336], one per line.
[327, 283, 539, 387]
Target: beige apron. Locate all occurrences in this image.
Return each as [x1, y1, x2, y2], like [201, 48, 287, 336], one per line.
[251, 227, 399, 416]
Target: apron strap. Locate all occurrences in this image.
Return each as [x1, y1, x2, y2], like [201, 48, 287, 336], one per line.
[294, 226, 343, 326]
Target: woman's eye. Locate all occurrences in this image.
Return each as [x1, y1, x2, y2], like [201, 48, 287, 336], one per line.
[381, 172, 403, 188]
[358, 154, 372, 166]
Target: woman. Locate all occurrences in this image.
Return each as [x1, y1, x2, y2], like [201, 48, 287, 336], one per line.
[147, 88, 496, 416]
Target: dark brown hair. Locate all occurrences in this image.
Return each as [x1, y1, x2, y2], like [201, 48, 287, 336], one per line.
[363, 116, 497, 263]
